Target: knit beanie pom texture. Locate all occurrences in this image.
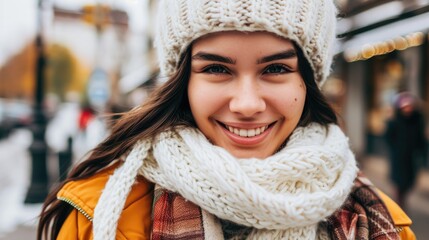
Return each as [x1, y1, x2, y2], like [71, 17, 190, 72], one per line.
[155, 0, 338, 86]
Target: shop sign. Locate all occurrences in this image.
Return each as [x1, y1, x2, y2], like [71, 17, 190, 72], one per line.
[87, 68, 110, 110]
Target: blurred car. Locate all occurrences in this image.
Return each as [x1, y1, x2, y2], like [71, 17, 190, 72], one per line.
[0, 98, 33, 139]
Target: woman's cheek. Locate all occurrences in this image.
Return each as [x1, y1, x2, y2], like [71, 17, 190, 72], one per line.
[275, 90, 306, 117]
[189, 82, 223, 113]
[197, 84, 220, 104]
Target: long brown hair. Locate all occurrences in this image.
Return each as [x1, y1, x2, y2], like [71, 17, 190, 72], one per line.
[37, 42, 337, 240]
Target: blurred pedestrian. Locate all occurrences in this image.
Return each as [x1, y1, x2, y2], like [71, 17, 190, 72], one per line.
[385, 92, 427, 208]
[45, 96, 80, 154]
[37, 1, 414, 239]
[74, 103, 108, 161]
[77, 104, 95, 132]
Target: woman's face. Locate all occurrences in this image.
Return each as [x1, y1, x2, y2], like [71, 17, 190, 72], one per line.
[188, 31, 306, 158]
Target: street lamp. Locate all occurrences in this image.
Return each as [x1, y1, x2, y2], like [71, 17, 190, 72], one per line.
[25, 0, 49, 203]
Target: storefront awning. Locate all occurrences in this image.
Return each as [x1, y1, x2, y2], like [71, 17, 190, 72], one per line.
[338, 11, 429, 55]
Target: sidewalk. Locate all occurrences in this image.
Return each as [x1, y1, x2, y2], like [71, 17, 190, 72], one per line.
[0, 226, 36, 240]
[0, 204, 41, 240]
[0, 129, 42, 239]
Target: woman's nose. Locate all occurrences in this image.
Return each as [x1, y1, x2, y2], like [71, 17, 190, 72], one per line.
[229, 79, 266, 117]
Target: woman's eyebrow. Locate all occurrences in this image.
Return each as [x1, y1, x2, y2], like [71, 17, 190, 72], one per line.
[257, 49, 297, 64]
[192, 52, 236, 64]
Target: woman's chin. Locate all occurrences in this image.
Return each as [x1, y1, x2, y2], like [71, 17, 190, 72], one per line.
[224, 147, 274, 159]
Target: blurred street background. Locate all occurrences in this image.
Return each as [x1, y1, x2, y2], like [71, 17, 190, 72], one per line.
[1, 0, 429, 239]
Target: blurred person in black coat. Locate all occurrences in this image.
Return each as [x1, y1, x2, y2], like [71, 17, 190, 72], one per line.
[385, 92, 427, 208]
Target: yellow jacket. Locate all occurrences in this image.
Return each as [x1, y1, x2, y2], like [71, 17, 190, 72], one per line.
[56, 163, 415, 239]
[57, 164, 154, 239]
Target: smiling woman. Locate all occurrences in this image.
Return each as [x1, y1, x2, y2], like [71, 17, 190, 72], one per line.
[188, 32, 307, 158]
[37, 0, 414, 240]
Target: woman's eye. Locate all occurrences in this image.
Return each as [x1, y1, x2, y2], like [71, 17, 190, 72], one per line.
[203, 65, 228, 74]
[264, 64, 290, 74]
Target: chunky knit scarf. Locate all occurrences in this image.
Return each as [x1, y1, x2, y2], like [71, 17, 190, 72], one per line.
[93, 123, 358, 240]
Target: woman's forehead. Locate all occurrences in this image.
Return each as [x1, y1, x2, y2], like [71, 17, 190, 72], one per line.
[191, 31, 295, 54]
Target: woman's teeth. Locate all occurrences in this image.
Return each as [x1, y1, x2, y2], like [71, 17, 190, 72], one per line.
[226, 125, 268, 137]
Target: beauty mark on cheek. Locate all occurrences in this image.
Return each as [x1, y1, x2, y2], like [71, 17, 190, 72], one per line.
[294, 98, 297, 102]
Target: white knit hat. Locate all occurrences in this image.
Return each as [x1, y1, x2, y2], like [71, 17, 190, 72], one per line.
[154, 0, 338, 86]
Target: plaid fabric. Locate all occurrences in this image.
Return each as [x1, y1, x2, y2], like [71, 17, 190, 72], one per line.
[151, 173, 400, 240]
[151, 187, 204, 240]
[327, 173, 400, 240]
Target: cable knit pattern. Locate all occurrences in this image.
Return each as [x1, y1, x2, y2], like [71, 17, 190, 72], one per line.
[93, 123, 358, 239]
[92, 142, 150, 240]
[154, 0, 338, 86]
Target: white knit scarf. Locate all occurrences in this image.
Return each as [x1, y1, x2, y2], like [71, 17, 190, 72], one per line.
[93, 123, 358, 240]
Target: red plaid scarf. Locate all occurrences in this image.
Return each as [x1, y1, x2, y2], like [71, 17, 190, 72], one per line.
[151, 188, 205, 240]
[327, 174, 400, 240]
[151, 173, 400, 240]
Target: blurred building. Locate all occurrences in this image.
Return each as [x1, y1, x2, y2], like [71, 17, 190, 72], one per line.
[0, 0, 154, 112]
[331, 0, 429, 157]
[0, 43, 35, 100]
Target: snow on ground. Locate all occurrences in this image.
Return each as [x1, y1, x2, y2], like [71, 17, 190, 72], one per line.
[0, 129, 41, 236]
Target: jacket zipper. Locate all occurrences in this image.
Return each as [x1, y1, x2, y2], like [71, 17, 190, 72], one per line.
[58, 196, 93, 222]
[395, 226, 404, 233]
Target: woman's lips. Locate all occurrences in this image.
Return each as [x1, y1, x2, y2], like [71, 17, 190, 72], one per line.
[218, 122, 274, 145]
[226, 125, 268, 137]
